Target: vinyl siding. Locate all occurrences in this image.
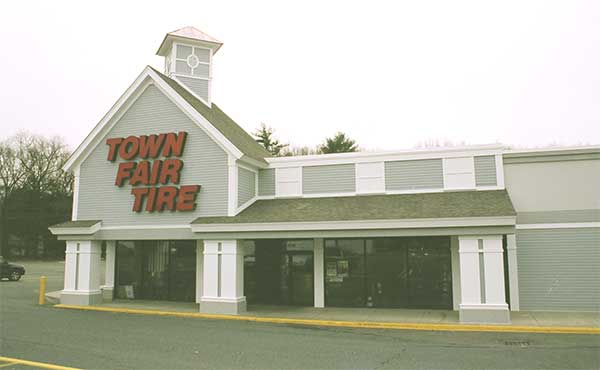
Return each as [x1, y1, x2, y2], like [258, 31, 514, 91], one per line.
[77, 84, 228, 226]
[302, 164, 355, 194]
[176, 76, 209, 102]
[258, 169, 275, 196]
[385, 159, 443, 191]
[517, 209, 600, 224]
[517, 228, 600, 312]
[474, 155, 497, 186]
[238, 167, 256, 207]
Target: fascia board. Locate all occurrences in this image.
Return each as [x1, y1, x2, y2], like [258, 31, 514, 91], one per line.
[191, 216, 517, 233]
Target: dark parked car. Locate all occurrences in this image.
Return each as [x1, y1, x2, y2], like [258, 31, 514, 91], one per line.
[0, 256, 25, 281]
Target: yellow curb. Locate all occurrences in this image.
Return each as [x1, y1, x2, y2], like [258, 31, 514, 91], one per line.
[0, 356, 81, 370]
[54, 304, 600, 335]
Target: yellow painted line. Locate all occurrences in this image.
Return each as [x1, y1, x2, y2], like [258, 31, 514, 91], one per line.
[54, 304, 600, 335]
[0, 362, 17, 369]
[0, 357, 80, 370]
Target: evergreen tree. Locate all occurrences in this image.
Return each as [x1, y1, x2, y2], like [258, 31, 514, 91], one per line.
[254, 123, 288, 156]
[319, 132, 359, 154]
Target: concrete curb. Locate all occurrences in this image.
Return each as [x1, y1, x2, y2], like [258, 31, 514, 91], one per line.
[54, 304, 600, 335]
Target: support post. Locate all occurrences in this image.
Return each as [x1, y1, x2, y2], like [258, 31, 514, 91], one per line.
[506, 234, 520, 311]
[195, 240, 204, 304]
[200, 240, 246, 314]
[61, 240, 102, 305]
[450, 236, 461, 311]
[458, 235, 509, 324]
[313, 238, 325, 308]
[101, 240, 116, 302]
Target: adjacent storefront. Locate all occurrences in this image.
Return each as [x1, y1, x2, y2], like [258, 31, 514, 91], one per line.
[49, 26, 600, 324]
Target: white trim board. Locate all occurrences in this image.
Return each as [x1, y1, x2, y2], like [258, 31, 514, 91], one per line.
[191, 216, 517, 233]
[49, 222, 102, 236]
[516, 222, 600, 230]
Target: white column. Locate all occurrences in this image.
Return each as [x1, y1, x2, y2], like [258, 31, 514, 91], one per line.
[60, 240, 102, 305]
[458, 235, 509, 323]
[200, 240, 246, 314]
[458, 237, 481, 306]
[450, 236, 461, 311]
[506, 234, 520, 311]
[100, 241, 116, 301]
[313, 238, 325, 308]
[195, 240, 204, 304]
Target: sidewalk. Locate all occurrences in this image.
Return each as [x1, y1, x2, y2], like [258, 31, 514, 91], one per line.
[54, 298, 600, 334]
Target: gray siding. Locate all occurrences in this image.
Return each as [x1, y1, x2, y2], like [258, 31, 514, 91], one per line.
[238, 167, 256, 207]
[504, 159, 600, 213]
[177, 76, 209, 102]
[385, 159, 443, 191]
[517, 209, 600, 224]
[258, 169, 275, 196]
[302, 164, 356, 194]
[77, 84, 228, 226]
[517, 228, 600, 312]
[474, 155, 497, 186]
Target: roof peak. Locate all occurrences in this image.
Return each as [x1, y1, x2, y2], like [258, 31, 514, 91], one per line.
[156, 26, 223, 56]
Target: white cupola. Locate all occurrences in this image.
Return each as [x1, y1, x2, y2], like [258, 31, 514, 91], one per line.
[156, 26, 223, 105]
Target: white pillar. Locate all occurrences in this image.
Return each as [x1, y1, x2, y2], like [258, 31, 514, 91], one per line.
[200, 240, 246, 314]
[100, 241, 116, 302]
[458, 235, 509, 323]
[313, 238, 325, 308]
[61, 240, 102, 305]
[506, 234, 520, 311]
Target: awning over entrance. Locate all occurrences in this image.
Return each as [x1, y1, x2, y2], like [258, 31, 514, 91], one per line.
[191, 190, 516, 233]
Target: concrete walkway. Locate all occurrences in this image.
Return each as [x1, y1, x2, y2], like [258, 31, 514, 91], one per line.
[96, 299, 599, 328]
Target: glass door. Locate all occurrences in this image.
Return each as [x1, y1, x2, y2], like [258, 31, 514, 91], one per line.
[288, 253, 314, 306]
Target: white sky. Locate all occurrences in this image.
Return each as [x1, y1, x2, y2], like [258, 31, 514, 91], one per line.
[1, 0, 599, 151]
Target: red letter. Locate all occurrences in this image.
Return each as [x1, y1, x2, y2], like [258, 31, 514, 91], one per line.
[129, 161, 150, 186]
[149, 160, 162, 185]
[119, 136, 140, 160]
[115, 162, 136, 186]
[131, 188, 149, 212]
[161, 131, 187, 157]
[176, 185, 201, 211]
[155, 186, 177, 212]
[145, 187, 158, 212]
[106, 138, 123, 161]
[138, 134, 166, 159]
[159, 159, 183, 184]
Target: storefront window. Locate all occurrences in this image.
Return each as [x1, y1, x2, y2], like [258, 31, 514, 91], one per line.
[115, 240, 196, 302]
[325, 237, 452, 309]
[244, 239, 314, 306]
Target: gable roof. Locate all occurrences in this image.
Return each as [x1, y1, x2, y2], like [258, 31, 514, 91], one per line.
[151, 68, 271, 164]
[63, 66, 270, 172]
[192, 190, 516, 226]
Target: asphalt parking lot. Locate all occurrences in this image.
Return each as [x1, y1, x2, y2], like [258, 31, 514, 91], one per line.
[0, 260, 599, 370]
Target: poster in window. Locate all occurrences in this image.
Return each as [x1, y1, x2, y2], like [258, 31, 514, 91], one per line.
[337, 260, 349, 277]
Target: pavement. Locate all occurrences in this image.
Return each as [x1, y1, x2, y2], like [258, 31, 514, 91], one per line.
[1, 260, 599, 369]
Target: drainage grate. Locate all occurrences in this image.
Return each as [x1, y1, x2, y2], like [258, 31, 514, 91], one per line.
[503, 340, 530, 348]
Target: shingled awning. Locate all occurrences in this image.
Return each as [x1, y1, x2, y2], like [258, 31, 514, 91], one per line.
[191, 190, 516, 233]
[48, 220, 102, 236]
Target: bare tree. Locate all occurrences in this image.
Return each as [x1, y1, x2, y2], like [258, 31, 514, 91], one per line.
[0, 133, 73, 257]
[0, 138, 26, 256]
[16, 133, 73, 195]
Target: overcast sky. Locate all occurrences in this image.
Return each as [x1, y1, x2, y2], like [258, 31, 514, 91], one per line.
[1, 0, 599, 151]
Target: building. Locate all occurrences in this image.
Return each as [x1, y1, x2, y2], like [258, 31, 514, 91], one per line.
[49, 27, 600, 324]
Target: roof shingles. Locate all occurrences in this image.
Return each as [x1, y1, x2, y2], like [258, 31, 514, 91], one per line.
[152, 67, 271, 164]
[193, 190, 516, 225]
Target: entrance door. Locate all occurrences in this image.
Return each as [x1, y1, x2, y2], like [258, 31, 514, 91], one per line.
[287, 252, 314, 306]
[407, 243, 452, 309]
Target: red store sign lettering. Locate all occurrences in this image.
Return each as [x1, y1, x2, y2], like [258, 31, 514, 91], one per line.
[105, 131, 201, 212]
